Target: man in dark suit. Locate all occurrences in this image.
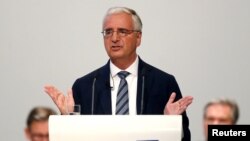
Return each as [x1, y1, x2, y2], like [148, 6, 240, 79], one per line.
[44, 6, 193, 141]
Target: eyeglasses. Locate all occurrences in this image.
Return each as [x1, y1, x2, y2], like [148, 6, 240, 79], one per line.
[101, 28, 140, 37]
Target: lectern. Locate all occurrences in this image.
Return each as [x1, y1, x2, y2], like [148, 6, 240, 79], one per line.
[49, 115, 182, 141]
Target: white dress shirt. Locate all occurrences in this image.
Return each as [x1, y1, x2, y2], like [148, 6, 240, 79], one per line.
[110, 56, 139, 115]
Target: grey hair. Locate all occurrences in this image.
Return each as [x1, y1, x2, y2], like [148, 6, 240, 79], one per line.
[102, 7, 143, 31]
[26, 106, 57, 128]
[203, 98, 239, 124]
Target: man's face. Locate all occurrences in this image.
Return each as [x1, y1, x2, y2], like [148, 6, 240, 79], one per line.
[25, 121, 49, 141]
[102, 12, 142, 63]
[203, 104, 234, 139]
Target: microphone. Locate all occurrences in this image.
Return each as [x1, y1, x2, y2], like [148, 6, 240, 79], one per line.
[140, 68, 146, 115]
[105, 81, 113, 89]
[91, 70, 99, 115]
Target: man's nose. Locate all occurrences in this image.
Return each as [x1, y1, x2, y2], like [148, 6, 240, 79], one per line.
[211, 120, 220, 125]
[111, 31, 120, 42]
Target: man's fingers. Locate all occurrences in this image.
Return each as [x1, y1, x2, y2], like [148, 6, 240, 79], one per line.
[66, 88, 75, 106]
[57, 94, 65, 105]
[44, 85, 66, 104]
[181, 96, 193, 108]
[44, 85, 56, 99]
[167, 92, 176, 104]
[67, 88, 73, 99]
[184, 96, 193, 105]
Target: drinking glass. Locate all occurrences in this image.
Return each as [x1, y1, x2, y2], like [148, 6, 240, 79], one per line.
[67, 104, 81, 115]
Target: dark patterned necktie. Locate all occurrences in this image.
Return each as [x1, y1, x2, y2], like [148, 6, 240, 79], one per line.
[116, 71, 130, 115]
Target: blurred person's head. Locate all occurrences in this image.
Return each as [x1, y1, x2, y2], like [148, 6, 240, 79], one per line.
[25, 106, 57, 141]
[203, 98, 239, 140]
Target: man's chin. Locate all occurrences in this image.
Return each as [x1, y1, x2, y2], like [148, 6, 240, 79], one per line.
[109, 53, 124, 60]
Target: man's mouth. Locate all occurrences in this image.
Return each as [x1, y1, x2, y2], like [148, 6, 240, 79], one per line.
[111, 46, 122, 50]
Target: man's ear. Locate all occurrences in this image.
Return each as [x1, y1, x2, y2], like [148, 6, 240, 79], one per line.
[24, 128, 32, 140]
[136, 32, 142, 47]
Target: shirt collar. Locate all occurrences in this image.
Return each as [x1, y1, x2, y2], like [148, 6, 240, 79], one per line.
[110, 56, 139, 77]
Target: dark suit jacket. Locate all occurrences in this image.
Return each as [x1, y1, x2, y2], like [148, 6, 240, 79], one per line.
[72, 57, 191, 141]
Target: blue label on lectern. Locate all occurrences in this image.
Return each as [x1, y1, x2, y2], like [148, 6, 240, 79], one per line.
[136, 140, 159, 141]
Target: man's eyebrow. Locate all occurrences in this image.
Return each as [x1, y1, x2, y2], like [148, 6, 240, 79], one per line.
[104, 28, 113, 31]
[117, 28, 127, 30]
[104, 28, 129, 31]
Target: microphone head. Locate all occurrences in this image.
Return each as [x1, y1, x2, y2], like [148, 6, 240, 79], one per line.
[105, 81, 113, 89]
